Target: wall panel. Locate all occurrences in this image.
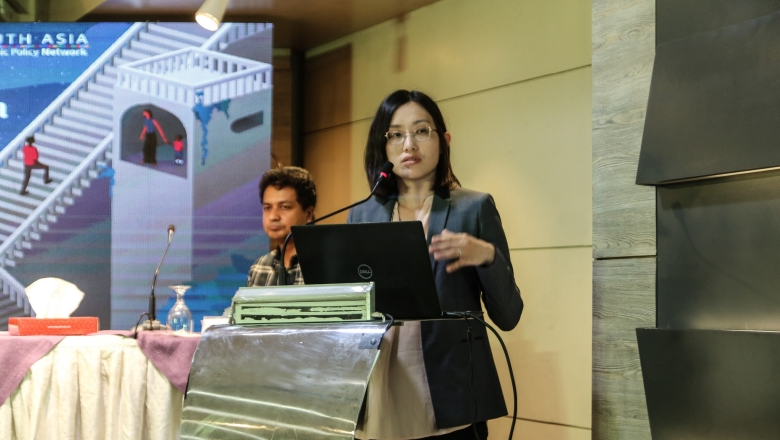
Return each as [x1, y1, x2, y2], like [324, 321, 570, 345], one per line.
[489, 247, 592, 428]
[592, 0, 657, 438]
[592, 0, 656, 259]
[348, 119, 373, 200]
[272, 54, 294, 167]
[303, 45, 352, 132]
[303, 124, 353, 224]
[489, 416, 591, 440]
[309, 0, 591, 123]
[442, 67, 592, 249]
[592, 257, 655, 440]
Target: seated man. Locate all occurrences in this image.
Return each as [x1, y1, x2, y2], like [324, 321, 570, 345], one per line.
[247, 166, 316, 287]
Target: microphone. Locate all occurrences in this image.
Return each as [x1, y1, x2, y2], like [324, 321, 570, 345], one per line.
[308, 161, 394, 225]
[134, 224, 175, 332]
[278, 161, 394, 285]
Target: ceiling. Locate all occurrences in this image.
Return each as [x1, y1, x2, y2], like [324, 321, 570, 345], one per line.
[78, 0, 441, 50]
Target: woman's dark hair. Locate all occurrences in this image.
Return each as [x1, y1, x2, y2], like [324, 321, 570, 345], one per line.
[259, 166, 317, 210]
[144, 109, 153, 118]
[364, 90, 460, 197]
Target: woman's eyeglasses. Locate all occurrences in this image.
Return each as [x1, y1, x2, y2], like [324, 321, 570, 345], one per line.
[385, 126, 437, 145]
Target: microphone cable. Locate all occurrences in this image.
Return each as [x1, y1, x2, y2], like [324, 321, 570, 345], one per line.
[133, 224, 175, 333]
[132, 312, 149, 339]
[277, 161, 394, 285]
[445, 311, 517, 440]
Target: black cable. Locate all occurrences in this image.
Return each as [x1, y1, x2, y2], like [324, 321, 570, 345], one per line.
[306, 162, 393, 226]
[463, 317, 482, 440]
[382, 313, 395, 333]
[465, 312, 517, 440]
[278, 162, 393, 286]
[443, 311, 516, 440]
[277, 232, 294, 285]
[132, 312, 149, 340]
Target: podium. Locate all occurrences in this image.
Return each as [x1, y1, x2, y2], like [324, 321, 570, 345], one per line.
[180, 283, 386, 439]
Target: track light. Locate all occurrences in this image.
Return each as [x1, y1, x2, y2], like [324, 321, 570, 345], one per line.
[195, 0, 229, 31]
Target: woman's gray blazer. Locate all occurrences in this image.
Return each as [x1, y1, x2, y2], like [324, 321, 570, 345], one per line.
[347, 186, 524, 429]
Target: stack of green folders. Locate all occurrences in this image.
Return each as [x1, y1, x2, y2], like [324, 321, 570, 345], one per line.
[230, 282, 375, 325]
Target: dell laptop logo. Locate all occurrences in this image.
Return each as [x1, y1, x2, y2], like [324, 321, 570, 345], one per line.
[358, 264, 373, 279]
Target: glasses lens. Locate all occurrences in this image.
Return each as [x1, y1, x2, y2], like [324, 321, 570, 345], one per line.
[413, 127, 432, 142]
[386, 131, 405, 145]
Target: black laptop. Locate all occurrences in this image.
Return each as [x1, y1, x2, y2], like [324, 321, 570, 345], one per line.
[291, 221, 443, 320]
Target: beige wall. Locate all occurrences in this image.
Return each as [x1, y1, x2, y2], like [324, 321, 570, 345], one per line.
[304, 0, 592, 437]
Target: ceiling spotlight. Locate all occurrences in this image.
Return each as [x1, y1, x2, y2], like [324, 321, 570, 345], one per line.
[195, 0, 229, 31]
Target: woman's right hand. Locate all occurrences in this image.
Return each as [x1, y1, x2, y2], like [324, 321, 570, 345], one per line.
[429, 229, 496, 273]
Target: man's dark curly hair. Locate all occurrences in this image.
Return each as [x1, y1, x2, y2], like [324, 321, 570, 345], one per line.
[259, 166, 317, 209]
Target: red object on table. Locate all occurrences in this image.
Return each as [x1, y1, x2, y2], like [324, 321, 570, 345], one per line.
[8, 317, 99, 336]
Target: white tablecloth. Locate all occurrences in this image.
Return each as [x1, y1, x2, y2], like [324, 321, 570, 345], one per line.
[0, 335, 183, 440]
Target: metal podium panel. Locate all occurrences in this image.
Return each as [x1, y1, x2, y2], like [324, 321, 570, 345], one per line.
[181, 322, 386, 439]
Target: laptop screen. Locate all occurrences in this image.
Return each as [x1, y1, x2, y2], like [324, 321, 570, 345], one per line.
[291, 222, 443, 320]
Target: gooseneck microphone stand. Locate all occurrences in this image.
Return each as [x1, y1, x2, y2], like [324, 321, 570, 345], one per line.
[133, 225, 175, 334]
[277, 161, 394, 285]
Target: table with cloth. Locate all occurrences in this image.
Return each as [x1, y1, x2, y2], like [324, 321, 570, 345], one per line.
[0, 331, 199, 440]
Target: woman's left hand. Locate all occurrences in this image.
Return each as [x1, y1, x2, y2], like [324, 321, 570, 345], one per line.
[429, 229, 496, 273]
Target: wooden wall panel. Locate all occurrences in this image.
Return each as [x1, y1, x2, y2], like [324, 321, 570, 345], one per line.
[39, 0, 103, 21]
[592, 257, 655, 440]
[302, 45, 353, 222]
[303, 45, 352, 132]
[303, 124, 352, 224]
[272, 55, 293, 167]
[592, 0, 656, 259]
[592, 0, 657, 438]
[348, 119, 372, 201]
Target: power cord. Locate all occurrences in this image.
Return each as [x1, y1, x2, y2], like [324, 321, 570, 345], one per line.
[464, 318, 481, 440]
[445, 311, 517, 440]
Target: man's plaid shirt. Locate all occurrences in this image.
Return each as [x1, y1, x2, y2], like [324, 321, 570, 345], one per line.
[246, 248, 304, 287]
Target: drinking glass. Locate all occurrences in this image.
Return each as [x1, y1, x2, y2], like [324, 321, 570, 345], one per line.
[167, 285, 194, 332]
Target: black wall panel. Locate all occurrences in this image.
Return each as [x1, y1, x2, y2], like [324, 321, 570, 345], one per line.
[657, 0, 780, 45]
[657, 171, 780, 330]
[642, 2, 780, 437]
[638, 10, 780, 184]
[637, 328, 780, 440]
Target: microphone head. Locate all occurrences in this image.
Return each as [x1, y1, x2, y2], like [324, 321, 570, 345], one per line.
[379, 161, 394, 179]
[168, 224, 175, 234]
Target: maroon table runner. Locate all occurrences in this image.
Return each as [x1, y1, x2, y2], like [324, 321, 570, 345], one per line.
[135, 331, 201, 394]
[0, 332, 65, 405]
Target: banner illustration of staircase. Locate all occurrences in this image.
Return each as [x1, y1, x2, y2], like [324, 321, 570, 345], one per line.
[0, 22, 270, 324]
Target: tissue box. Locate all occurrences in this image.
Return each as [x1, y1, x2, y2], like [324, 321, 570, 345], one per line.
[201, 316, 230, 332]
[8, 317, 99, 336]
